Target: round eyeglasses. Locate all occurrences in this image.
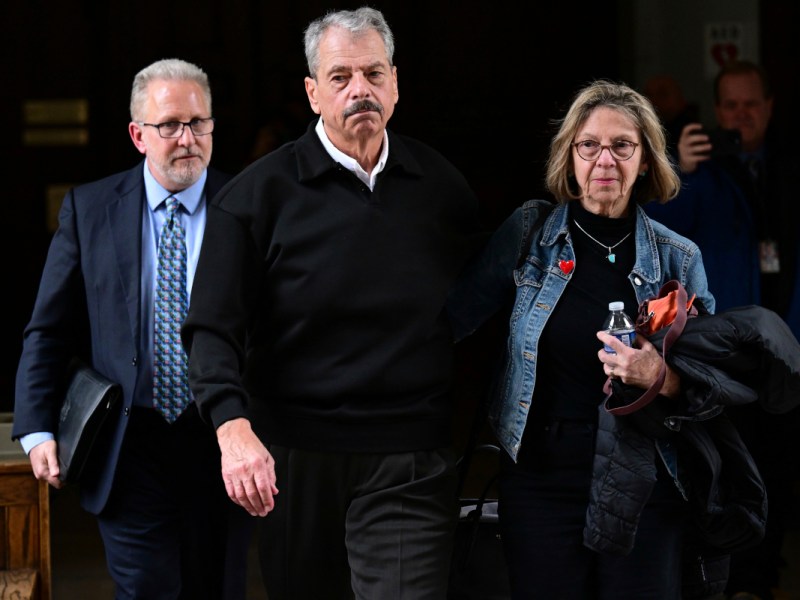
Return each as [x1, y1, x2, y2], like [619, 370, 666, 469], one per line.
[572, 140, 639, 161]
[140, 117, 215, 139]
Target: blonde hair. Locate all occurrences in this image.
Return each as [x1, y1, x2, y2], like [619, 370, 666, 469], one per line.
[545, 80, 680, 205]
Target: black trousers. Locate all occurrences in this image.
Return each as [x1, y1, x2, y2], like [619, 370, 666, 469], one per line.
[498, 419, 686, 600]
[259, 445, 459, 600]
[97, 406, 249, 600]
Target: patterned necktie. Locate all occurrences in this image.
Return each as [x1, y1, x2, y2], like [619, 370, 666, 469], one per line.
[153, 196, 190, 423]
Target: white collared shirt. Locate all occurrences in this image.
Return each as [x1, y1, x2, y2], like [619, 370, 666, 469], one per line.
[314, 118, 389, 190]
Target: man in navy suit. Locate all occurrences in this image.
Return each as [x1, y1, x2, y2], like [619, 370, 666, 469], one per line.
[13, 58, 245, 599]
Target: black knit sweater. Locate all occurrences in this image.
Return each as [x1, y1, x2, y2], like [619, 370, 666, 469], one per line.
[183, 122, 480, 452]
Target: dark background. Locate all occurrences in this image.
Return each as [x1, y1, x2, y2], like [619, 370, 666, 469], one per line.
[3, 1, 799, 415]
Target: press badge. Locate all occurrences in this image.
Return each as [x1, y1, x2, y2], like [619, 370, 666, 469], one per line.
[760, 240, 781, 273]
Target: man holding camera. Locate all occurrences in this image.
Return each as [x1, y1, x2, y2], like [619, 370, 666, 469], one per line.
[646, 60, 798, 318]
[646, 60, 800, 600]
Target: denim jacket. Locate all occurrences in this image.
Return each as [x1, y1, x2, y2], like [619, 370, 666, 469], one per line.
[448, 199, 715, 462]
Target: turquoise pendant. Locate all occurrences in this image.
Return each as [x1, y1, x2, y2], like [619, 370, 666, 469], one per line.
[608, 253, 616, 263]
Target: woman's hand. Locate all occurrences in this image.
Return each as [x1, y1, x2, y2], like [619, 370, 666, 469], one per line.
[596, 332, 681, 397]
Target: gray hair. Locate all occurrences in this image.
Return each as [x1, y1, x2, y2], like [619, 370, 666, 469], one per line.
[545, 79, 680, 205]
[130, 58, 212, 121]
[303, 6, 395, 78]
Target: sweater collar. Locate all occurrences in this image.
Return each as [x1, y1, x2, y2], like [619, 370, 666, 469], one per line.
[294, 119, 424, 183]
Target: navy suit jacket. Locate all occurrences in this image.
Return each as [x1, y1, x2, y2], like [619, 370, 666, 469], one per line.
[13, 161, 230, 514]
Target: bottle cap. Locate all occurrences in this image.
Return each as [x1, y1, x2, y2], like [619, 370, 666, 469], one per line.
[608, 301, 624, 311]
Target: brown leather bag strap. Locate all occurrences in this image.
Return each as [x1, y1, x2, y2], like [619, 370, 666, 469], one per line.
[603, 280, 689, 416]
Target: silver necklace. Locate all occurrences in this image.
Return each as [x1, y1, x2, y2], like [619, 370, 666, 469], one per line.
[573, 220, 633, 263]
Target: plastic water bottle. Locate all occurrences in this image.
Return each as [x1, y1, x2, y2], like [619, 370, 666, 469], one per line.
[603, 301, 635, 353]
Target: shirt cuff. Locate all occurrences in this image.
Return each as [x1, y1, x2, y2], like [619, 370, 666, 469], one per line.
[19, 432, 54, 455]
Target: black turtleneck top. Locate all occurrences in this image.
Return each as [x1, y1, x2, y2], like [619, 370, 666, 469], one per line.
[528, 201, 638, 423]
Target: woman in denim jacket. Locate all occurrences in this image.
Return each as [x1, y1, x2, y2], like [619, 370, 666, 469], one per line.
[448, 80, 715, 599]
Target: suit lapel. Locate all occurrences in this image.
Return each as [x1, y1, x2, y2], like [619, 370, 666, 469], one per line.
[108, 165, 146, 350]
[104, 165, 230, 358]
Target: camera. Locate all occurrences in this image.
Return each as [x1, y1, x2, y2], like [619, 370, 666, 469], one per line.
[700, 127, 742, 158]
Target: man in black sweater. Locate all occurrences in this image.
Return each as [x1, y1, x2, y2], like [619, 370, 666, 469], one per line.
[182, 7, 480, 600]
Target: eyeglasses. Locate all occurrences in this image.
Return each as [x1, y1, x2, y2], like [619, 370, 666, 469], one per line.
[140, 117, 215, 139]
[572, 140, 639, 161]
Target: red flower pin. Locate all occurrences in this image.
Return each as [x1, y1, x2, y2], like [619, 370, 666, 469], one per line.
[559, 259, 574, 274]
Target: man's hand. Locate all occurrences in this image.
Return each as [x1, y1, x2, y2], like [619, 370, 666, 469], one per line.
[677, 123, 712, 174]
[216, 417, 279, 517]
[28, 440, 64, 489]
